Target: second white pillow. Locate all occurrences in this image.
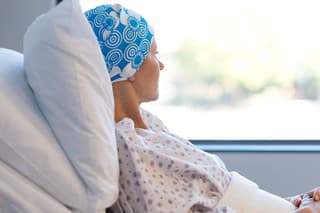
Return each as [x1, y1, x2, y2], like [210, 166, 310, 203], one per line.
[24, 0, 119, 211]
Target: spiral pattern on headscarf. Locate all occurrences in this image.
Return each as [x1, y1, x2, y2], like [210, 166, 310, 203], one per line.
[106, 49, 123, 65]
[105, 30, 122, 48]
[124, 43, 138, 61]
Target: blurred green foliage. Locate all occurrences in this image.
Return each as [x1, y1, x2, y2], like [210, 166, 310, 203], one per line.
[169, 39, 320, 108]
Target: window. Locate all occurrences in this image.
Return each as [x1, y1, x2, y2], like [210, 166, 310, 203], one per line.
[81, 0, 320, 140]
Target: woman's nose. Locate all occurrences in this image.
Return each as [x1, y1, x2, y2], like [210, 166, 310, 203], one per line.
[159, 60, 165, 70]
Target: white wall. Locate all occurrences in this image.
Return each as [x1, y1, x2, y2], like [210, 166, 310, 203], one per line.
[0, 0, 53, 52]
[218, 152, 320, 197]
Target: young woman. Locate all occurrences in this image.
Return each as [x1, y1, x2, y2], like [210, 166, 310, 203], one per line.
[85, 4, 320, 213]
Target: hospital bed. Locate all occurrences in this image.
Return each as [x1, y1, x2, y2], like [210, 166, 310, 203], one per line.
[0, 0, 119, 212]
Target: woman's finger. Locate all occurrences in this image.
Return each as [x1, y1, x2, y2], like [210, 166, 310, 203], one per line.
[289, 195, 303, 207]
[294, 198, 302, 207]
[313, 188, 320, 201]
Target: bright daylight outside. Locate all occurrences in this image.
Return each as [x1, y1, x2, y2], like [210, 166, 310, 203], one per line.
[81, 0, 320, 140]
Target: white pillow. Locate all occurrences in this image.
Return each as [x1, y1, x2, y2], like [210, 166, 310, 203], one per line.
[0, 48, 86, 210]
[23, 0, 119, 211]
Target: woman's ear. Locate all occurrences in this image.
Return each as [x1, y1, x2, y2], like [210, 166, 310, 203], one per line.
[128, 75, 136, 82]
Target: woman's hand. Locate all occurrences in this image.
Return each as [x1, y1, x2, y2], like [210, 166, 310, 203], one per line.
[294, 194, 320, 213]
[287, 187, 320, 208]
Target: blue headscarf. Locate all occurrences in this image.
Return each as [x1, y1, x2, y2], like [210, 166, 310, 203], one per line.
[85, 4, 154, 83]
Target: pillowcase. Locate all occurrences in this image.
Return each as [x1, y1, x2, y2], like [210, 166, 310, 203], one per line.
[0, 48, 86, 210]
[23, 0, 119, 211]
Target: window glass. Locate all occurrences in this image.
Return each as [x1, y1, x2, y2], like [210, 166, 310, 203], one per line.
[82, 0, 320, 140]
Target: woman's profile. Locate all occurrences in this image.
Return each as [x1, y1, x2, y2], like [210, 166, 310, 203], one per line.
[85, 4, 320, 213]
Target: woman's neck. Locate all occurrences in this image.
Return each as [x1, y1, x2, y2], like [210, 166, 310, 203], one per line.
[112, 82, 148, 129]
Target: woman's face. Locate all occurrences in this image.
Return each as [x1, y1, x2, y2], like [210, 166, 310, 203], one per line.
[130, 38, 165, 103]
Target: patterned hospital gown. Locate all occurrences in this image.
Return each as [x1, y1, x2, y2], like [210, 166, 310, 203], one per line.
[113, 109, 236, 213]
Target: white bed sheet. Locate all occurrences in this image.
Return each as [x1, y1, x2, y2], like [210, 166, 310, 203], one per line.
[0, 160, 71, 213]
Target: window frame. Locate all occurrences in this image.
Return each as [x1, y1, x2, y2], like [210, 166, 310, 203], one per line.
[192, 140, 320, 152]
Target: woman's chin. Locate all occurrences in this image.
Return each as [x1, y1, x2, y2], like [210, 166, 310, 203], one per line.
[143, 93, 159, 103]
[153, 91, 159, 101]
